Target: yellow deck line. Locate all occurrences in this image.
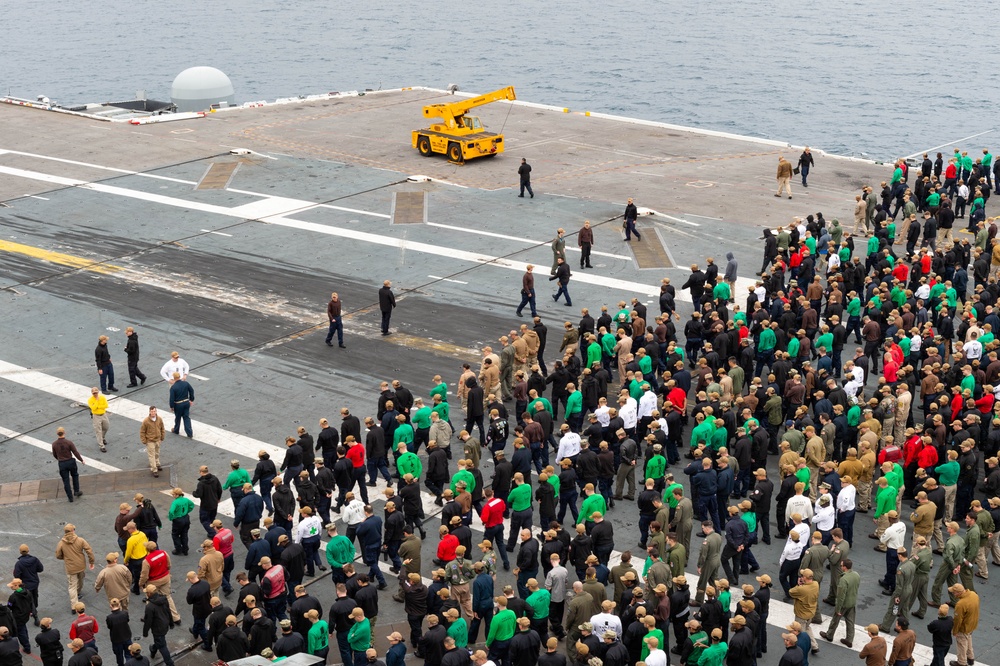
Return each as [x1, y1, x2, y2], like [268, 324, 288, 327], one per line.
[0, 239, 121, 275]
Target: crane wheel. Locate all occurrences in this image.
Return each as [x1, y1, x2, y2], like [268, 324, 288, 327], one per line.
[417, 136, 432, 156]
[447, 143, 463, 162]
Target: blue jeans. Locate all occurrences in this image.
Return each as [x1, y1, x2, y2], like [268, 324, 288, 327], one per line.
[520, 181, 533, 197]
[489, 638, 511, 666]
[222, 555, 234, 593]
[364, 558, 386, 586]
[191, 616, 207, 647]
[171, 515, 190, 554]
[368, 456, 391, 484]
[336, 632, 352, 666]
[111, 641, 128, 666]
[517, 290, 537, 317]
[380, 310, 392, 334]
[638, 514, 654, 546]
[624, 218, 641, 241]
[506, 509, 533, 551]
[326, 317, 344, 345]
[800, 165, 810, 185]
[931, 645, 948, 666]
[198, 508, 216, 538]
[99, 362, 115, 391]
[283, 465, 303, 487]
[303, 537, 322, 576]
[558, 491, 579, 523]
[172, 403, 192, 437]
[58, 460, 80, 501]
[838, 510, 855, 546]
[385, 539, 402, 569]
[259, 476, 274, 512]
[265, 598, 287, 622]
[516, 568, 537, 599]
[150, 633, 173, 666]
[553, 282, 571, 305]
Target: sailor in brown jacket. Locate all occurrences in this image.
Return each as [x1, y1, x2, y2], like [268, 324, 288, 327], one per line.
[140, 406, 166, 477]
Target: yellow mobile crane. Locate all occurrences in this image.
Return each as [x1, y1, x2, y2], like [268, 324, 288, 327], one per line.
[412, 86, 516, 163]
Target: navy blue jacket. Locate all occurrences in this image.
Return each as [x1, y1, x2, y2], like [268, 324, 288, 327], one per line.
[168, 380, 195, 409]
[716, 466, 734, 496]
[234, 492, 265, 527]
[691, 467, 718, 496]
[355, 516, 383, 563]
[244, 539, 271, 570]
[724, 515, 750, 550]
[13, 554, 43, 590]
[472, 572, 495, 613]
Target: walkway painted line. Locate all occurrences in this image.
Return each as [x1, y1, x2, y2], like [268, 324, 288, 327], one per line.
[0, 426, 120, 472]
[683, 212, 723, 221]
[0, 160, 768, 302]
[427, 275, 469, 284]
[632, 171, 665, 178]
[648, 211, 701, 227]
[200, 229, 233, 237]
[425, 222, 632, 261]
[903, 129, 995, 161]
[0, 359, 285, 460]
[25, 195, 49, 200]
[187, 373, 210, 381]
[314, 203, 390, 219]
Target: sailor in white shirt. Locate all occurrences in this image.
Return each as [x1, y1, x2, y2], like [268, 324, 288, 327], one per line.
[909, 332, 922, 356]
[594, 399, 611, 428]
[779, 528, 807, 566]
[643, 636, 668, 666]
[340, 492, 367, 539]
[963, 334, 983, 361]
[638, 387, 657, 421]
[618, 395, 638, 432]
[785, 484, 814, 524]
[159, 351, 190, 384]
[589, 600, 622, 639]
[879, 510, 906, 551]
[556, 426, 581, 461]
[294, 509, 323, 543]
[837, 478, 857, 515]
[811, 494, 836, 536]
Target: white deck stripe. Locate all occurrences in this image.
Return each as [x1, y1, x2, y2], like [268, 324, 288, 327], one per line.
[0, 426, 120, 472]
[425, 222, 632, 260]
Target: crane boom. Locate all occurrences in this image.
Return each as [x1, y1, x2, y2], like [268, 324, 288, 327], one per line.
[421, 86, 516, 129]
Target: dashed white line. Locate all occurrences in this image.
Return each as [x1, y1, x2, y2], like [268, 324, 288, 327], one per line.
[427, 275, 468, 284]
[200, 229, 233, 237]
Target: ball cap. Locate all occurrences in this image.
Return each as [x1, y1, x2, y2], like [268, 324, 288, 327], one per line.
[756, 574, 772, 584]
[731, 615, 746, 626]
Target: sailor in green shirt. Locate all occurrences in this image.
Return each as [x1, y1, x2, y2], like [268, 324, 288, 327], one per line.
[393, 416, 414, 451]
[565, 388, 583, 426]
[794, 465, 810, 487]
[935, 453, 960, 487]
[431, 395, 450, 422]
[712, 281, 731, 302]
[697, 630, 728, 666]
[983, 149, 993, 171]
[525, 578, 550, 625]
[614, 306, 632, 330]
[646, 448, 667, 481]
[815, 329, 833, 355]
[786, 335, 800, 361]
[347, 608, 371, 658]
[866, 235, 879, 257]
[546, 472, 560, 497]
[450, 461, 476, 496]
[527, 395, 554, 417]
[838, 244, 851, 263]
[429, 376, 448, 403]
[586, 338, 603, 368]
[305, 610, 329, 656]
[664, 481, 683, 507]
[708, 423, 727, 452]
[486, 596, 516, 647]
[874, 477, 897, 519]
[444, 608, 468, 648]
[926, 190, 941, 208]
[640, 624, 666, 661]
[168, 488, 195, 551]
[600, 331, 618, 361]
[891, 165, 903, 184]
[223, 461, 251, 504]
[757, 326, 776, 353]
[628, 376, 644, 401]
[411, 399, 432, 431]
[168, 488, 195, 521]
[508, 476, 533, 512]
[396, 444, 422, 479]
[578, 486, 607, 529]
[690, 415, 715, 450]
[325, 523, 356, 572]
[685, 626, 708, 665]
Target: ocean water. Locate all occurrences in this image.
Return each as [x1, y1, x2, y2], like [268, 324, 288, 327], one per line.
[2, 0, 998, 161]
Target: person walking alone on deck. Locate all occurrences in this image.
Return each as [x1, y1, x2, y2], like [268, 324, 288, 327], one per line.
[124, 327, 147, 388]
[325, 292, 345, 349]
[776, 157, 793, 199]
[95, 335, 118, 394]
[578, 221, 594, 269]
[624, 198, 641, 242]
[550, 258, 572, 307]
[378, 281, 396, 337]
[798, 148, 815, 187]
[518, 158, 533, 198]
[516, 265, 538, 318]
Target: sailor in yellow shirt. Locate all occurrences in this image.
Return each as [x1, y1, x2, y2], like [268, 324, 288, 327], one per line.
[123, 521, 148, 595]
[87, 386, 111, 452]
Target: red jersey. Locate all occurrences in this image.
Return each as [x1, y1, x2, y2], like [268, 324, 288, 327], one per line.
[145, 549, 170, 581]
[346, 443, 365, 469]
[480, 497, 506, 528]
[902, 436, 923, 467]
[437, 534, 458, 562]
[945, 163, 957, 179]
[892, 264, 909, 283]
[916, 444, 939, 470]
[975, 394, 995, 414]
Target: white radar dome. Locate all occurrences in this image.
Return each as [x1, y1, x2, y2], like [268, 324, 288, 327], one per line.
[170, 66, 236, 112]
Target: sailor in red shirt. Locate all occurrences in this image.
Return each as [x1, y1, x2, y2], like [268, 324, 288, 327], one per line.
[435, 525, 459, 566]
[259, 556, 288, 621]
[479, 488, 509, 570]
[915, 435, 938, 470]
[140, 542, 182, 624]
[345, 436, 368, 505]
[69, 602, 99, 650]
[210, 520, 235, 596]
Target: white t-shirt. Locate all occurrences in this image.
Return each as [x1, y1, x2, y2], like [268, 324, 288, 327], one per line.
[645, 648, 668, 666]
[160, 357, 190, 382]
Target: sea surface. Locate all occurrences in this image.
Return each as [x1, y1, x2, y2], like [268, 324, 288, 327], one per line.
[2, 1, 998, 162]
